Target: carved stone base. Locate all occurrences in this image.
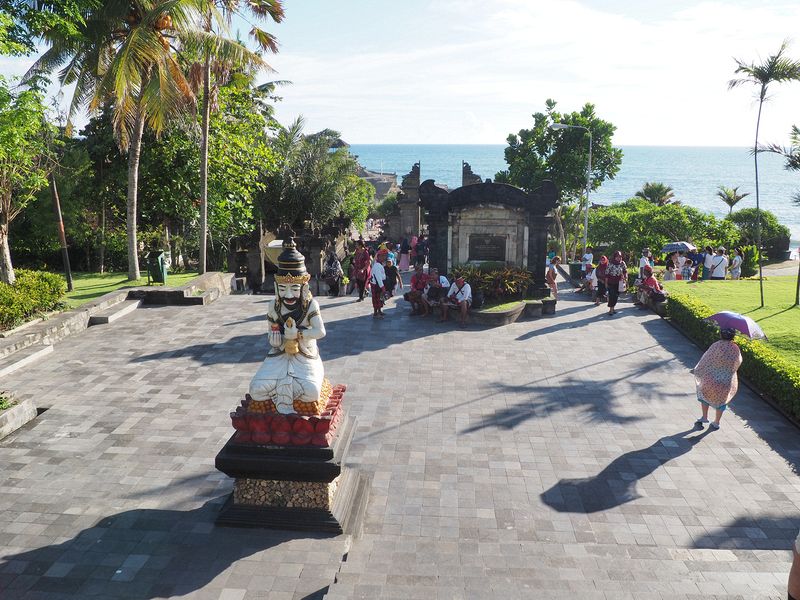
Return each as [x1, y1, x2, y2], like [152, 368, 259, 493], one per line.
[234, 477, 339, 510]
[217, 468, 370, 535]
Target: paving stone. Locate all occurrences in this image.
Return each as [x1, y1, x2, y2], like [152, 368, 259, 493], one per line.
[0, 279, 797, 599]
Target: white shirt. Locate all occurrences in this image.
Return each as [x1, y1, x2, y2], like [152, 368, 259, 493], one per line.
[426, 275, 449, 291]
[730, 255, 742, 270]
[710, 254, 728, 278]
[703, 252, 714, 268]
[582, 252, 594, 267]
[676, 255, 687, 268]
[447, 282, 472, 303]
[370, 261, 386, 287]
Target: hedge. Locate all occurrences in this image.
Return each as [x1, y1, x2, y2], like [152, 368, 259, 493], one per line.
[0, 270, 66, 330]
[666, 292, 800, 421]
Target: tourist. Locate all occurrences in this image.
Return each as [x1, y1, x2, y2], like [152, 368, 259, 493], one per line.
[409, 234, 418, 265]
[414, 235, 428, 266]
[353, 240, 371, 301]
[693, 327, 742, 430]
[729, 247, 743, 280]
[369, 253, 387, 318]
[638, 248, 651, 279]
[323, 250, 344, 297]
[422, 267, 449, 312]
[399, 237, 411, 271]
[709, 246, 728, 280]
[440, 275, 472, 327]
[789, 530, 800, 600]
[663, 252, 677, 281]
[403, 263, 429, 316]
[594, 255, 608, 305]
[702, 245, 714, 280]
[678, 251, 692, 280]
[636, 264, 667, 306]
[546, 256, 560, 299]
[604, 250, 628, 316]
[384, 257, 402, 297]
[581, 246, 594, 278]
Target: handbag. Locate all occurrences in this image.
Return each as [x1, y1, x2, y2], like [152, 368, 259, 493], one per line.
[618, 280, 627, 293]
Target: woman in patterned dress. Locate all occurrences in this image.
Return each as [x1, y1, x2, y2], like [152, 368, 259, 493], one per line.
[693, 328, 742, 430]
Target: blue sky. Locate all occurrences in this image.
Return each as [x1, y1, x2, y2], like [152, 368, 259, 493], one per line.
[7, 0, 800, 146]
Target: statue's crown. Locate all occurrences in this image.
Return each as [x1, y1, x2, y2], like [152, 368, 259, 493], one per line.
[275, 272, 311, 285]
[274, 235, 309, 285]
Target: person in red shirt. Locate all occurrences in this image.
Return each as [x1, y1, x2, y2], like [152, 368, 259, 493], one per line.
[403, 263, 429, 316]
[636, 264, 667, 306]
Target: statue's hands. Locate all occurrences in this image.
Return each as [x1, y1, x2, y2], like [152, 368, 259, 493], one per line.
[283, 317, 298, 340]
[268, 324, 282, 348]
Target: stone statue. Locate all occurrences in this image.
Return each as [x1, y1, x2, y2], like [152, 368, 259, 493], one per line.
[249, 237, 327, 415]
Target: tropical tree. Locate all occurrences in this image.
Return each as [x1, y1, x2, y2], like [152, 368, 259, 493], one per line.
[764, 124, 800, 304]
[728, 40, 800, 306]
[495, 99, 623, 259]
[635, 182, 676, 206]
[0, 79, 53, 284]
[716, 185, 749, 215]
[193, 0, 283, 274]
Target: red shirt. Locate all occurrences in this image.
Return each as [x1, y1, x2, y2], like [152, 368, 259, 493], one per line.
[411, 273, 428, 291]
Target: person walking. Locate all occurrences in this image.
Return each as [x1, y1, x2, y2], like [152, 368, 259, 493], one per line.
[369, 253, 387, 318]
[604, 250, 627, 315]
[353, 240, 371, 301]
[546, 256, 560, 299]
[638, 248, 651, 279]
[384, 257, 402, 297]
[729, 247, 743, 280]
[789, 530, 800, 600]
[693, 327, 742, 430]
[399, 237, 411, 272]
[594, 255, 608, 305]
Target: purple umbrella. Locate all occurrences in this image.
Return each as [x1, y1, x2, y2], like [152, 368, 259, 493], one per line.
[705, 311, 767, 340]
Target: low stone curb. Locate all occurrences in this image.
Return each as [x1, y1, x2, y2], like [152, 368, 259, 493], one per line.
[0, 395, 37, 440]
[470, 302, 526, 327]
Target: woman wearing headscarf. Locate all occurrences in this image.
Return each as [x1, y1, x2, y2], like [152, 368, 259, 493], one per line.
[603, 250, 627, 315]
[399, 237, 411, 272]
[323, 250, 344, 297]
[693, 327, 742, 430]
[593, 255, 608, 305]
[353, 240, 371, 302]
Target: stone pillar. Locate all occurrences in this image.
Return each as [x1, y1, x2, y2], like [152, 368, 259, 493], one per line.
[526, 214, 553, 298]
[399, 162, 421, 236]
[462, 161, 482, 187]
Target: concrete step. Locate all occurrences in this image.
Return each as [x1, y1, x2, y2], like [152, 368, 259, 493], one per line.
[88, 299, 142, 326]
[0, 344, 53, 379]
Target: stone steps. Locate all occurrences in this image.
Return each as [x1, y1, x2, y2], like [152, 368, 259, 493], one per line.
[0, 343, 53, 379]
[88, 299, 142, 326]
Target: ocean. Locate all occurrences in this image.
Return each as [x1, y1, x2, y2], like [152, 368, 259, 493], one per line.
[349, 144, 800, 247]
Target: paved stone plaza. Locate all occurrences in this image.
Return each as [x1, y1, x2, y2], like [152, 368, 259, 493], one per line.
[1, 282, 799, 599]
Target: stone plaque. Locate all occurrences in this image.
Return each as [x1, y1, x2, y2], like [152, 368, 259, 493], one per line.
[468, 235, 506, 262]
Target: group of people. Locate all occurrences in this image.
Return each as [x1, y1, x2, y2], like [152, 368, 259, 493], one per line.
[553, 247, 630, 316]
[403, 264, 472, 326]
[662, 246, 744, 281]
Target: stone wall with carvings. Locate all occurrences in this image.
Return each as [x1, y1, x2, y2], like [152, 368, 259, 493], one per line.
[448, 204, 528, 270]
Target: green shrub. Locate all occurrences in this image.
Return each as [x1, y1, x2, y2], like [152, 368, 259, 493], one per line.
[667, 292, 800, 420]
[0, 270, 66, 330]
[450, 265, 533, 302]
[739, 244, 759, 278]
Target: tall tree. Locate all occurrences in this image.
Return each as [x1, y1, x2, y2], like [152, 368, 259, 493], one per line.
[195, 0, 283, 274]
[0, 79, 53, 284]
[635, 182, 677, 206]
[495, 99, 623, 259]
[716, 185, 749, 215]
[729, 40, 800, 307]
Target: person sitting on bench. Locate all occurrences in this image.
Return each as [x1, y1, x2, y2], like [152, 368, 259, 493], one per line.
[439, 276, 472, 327]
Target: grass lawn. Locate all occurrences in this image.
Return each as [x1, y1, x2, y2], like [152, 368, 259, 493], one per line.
[63, 271, 200, 308]
[478, 300, 525, 313]
[663, 276, 800, 365]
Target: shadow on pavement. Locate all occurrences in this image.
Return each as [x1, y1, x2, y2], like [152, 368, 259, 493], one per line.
[691, 513, 800, 550]
[0, 498, 339, 599]
[540, 428, 711, 513]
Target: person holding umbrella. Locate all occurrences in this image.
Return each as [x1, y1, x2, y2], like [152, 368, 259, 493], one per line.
[693, 326, 743, 430]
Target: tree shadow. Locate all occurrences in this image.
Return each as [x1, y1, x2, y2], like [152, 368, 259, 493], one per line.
[540, 428, 711, 514]
[640, 318, 800, 475]
[131, 333, 265, 366]
[691, 513, 800, 550]
[0, 497, 342, 599]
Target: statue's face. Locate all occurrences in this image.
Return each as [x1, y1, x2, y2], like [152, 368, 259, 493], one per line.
[277, 283, 303, 306]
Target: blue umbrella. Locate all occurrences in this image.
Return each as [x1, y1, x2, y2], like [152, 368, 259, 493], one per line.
[661, 241, 697, 253]
[705, 311, 767, 340]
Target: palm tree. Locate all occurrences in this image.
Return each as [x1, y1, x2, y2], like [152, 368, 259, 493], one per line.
[195, 0, 284, 274]
[728, 40, 800, 307]
[716, 185, 749, 215]
[28, 0, 202, 279]
[635, 182, 676, 206]
[764, 125, 800, 305]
